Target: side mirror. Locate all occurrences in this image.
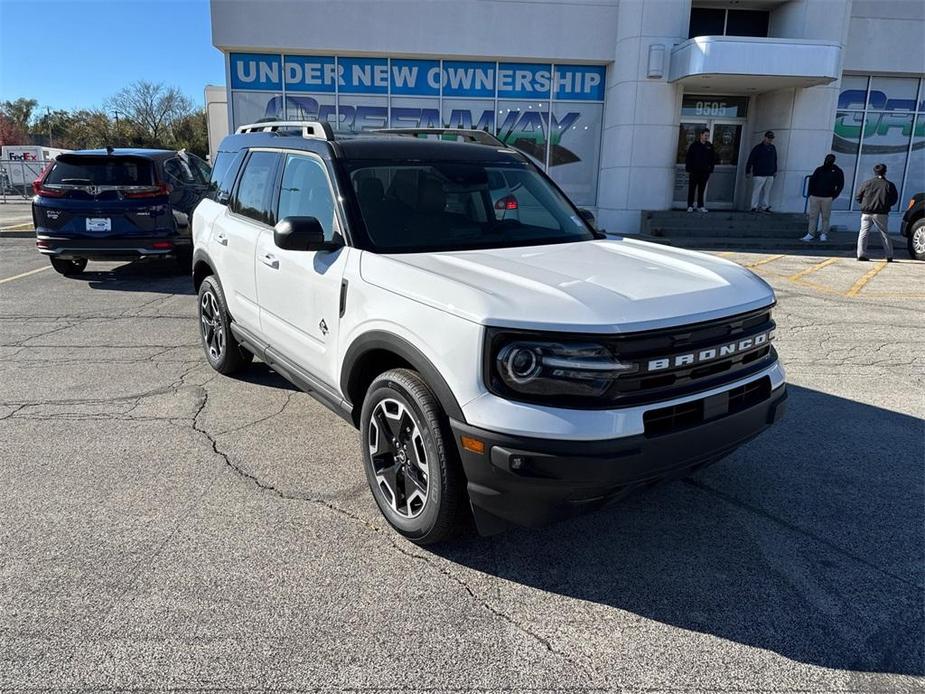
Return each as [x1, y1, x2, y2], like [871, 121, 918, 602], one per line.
[274, 216, 339, 252]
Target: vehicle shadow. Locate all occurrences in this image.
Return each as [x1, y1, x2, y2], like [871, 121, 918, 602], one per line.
[436, 384, 924, 675]
[235, 361, 298, 392]
[82, 258, 195, 295]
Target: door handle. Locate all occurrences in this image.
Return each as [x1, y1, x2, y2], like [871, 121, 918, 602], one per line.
[261, 252, 279, 269]
[215, 232, 228, 246]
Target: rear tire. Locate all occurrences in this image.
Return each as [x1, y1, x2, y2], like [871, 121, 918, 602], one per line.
[908, 219, 925, 261]
[360, 368, 467, 545]
[197, 275, 253, 375]
[49, 257, 87, 276]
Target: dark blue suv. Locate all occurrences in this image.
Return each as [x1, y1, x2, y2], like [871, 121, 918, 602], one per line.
[32, 148, 211, 275]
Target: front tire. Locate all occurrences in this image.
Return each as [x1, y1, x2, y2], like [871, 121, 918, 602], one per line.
[49, 257, 87, 275]
[360, 368, 466, 545]
[908, 219, 925, 261]
[197, 275, 253, 375]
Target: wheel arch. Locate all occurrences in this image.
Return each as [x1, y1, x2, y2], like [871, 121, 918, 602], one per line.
[192, 248, 214, 292]
[341, 331, 466, 427]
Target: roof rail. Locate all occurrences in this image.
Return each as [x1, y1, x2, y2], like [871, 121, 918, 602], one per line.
[372, 128, 505, 147]
[235, 120, 334, 141]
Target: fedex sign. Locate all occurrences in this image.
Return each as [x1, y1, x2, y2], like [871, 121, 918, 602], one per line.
[230, 53, 606, 101]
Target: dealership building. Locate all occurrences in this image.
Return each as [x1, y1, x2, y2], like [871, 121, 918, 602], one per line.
[209, 0, 924, 232]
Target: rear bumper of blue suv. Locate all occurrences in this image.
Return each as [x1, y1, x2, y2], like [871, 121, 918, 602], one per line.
[35, 232, 191, 261]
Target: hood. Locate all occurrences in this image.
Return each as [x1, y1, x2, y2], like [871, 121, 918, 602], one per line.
[359, 239, 775, 333]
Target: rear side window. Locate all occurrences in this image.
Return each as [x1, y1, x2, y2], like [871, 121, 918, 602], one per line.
[46, 156, 154, 186]
[231, 151, 279, 225]
[209, 150, 244, 203]
[164, 157, 208, 186]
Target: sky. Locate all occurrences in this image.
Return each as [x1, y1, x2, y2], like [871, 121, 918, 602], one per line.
[0, 0, 225, 112]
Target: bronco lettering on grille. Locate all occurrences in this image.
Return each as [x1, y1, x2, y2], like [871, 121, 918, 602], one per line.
[646, 330, 773, 372]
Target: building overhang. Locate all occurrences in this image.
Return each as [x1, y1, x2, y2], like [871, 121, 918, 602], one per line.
[669, 36, 841, 93]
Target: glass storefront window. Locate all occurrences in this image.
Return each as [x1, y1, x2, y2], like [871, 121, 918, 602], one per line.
[232, 92, 282, 128]
[496, 101, 549, 168]
[834, 76, 925, 209]
[229, 55, 606, 205]
[285, 94, 337, 127]
[389, 97, 441, 129]
[868, 77, 920, 112]
[549, 102, 602, 206]
[905, 115, 924, 198]
[856, 111, 914, 197]
[832, 110, 863, 210]
[441, 99, 496, 133]
[338, 95, 388, 132]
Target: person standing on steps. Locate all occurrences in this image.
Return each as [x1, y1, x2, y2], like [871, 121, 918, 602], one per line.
[855, 163, 898, 262]
[802, 153, 844, 243]
[685, 128, 715, 213]
[746, 131, 777, 213]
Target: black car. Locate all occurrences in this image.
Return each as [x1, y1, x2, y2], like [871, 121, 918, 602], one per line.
[900, 192, 924, 261]
[31, 148, 211, 275]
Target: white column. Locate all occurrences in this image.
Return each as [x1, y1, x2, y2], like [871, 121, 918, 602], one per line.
[597, 0, 690, 233]
[749, 0, 854, 213]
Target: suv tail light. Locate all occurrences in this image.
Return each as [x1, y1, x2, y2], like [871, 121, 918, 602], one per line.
[32, 162, 62, 197]
[123, 182, 171, 199]
[494, 195, 518, 211]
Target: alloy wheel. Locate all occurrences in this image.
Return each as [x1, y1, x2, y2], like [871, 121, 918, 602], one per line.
[199, 290, 225, 361]
[367, 398, 430, 518]
[913, 228, 925, 257]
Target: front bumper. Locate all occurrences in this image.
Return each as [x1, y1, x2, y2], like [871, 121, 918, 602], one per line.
[451, 382, 787, 534]
[35, 234, 191, 260]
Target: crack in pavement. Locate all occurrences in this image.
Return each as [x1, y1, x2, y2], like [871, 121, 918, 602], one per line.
[187, 382, 595, 682]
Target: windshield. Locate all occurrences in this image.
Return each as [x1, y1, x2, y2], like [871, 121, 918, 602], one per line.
[346, 160, 594, 253]
[46, 156, 155, 186]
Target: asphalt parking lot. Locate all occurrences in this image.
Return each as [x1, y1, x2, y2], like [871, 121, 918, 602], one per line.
[0, 233, 922, 692]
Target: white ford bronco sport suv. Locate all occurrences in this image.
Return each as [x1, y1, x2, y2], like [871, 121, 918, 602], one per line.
[192, 121, 786, 545]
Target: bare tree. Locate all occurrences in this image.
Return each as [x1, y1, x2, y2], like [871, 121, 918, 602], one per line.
[105, 81, 193, 143]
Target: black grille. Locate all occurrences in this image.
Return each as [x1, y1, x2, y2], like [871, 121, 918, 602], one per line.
[644, 376, 772, 437]
[487, 305, 777, 409]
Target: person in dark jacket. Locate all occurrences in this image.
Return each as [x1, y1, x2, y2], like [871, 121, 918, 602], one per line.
[855, 163, 898, 261]
[746, 131, 778, 212]
[802, 153, 844, 242]
[685, 128, 715, 213]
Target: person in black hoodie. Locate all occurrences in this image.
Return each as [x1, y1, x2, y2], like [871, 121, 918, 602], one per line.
[855, 163, 898, 262]
[746, 131, 778, 212]
[802, 154, 844, 242]
[685, 128, 715, 213]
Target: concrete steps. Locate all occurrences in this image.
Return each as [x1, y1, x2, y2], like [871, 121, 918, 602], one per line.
[642, 209, 808, 239]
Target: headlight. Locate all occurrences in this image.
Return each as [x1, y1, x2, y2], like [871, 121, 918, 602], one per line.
[490, 336, 637, 402]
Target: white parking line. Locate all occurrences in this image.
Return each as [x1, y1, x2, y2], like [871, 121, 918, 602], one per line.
[0, 266, 50, 285]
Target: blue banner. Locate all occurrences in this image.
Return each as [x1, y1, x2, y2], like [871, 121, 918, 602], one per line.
[338, 57, 390, 94]
[442, 61, 496, 98]
[553, 65, 605, 101]
[497, 63, 552, 99]
[229, 53, 606, 101]
[390, 59, 441, 96]
[284, 55, 337, 93]
[231, 53, 282, 90]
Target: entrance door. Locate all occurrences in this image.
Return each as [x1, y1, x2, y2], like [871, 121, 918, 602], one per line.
[674, 119, 744, 209]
